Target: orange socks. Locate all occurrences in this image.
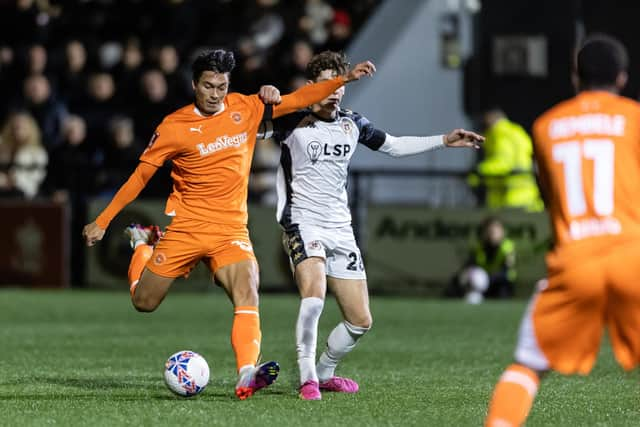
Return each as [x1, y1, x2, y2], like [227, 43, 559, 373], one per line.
[128, 244, 153, 298]
[231, 306, 262, 372]
[485, 364, 540, 427]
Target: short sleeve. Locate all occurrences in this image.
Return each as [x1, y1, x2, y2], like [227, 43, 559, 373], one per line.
[139, 122, 179, 167]
[352, 111, 386, 150]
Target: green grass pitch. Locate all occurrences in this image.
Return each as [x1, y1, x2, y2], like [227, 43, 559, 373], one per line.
[0, 289, 638, 426]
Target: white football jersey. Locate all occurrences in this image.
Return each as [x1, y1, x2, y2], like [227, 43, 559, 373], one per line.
[269, 109, 386, 229]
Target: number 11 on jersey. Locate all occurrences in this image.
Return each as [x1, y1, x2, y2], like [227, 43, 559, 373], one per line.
[552, 138, 614, 216]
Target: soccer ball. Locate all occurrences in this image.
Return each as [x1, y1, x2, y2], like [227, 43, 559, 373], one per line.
[164, 350, 210, 397]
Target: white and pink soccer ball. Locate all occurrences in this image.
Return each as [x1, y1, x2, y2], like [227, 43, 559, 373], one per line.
[164, 350, 210, 397]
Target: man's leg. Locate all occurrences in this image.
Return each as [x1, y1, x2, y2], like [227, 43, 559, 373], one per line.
[486, 268, 605, 426]
[132, 269, 175, 312]
[125, 224, 174, 312]
[293, 257, 327, 400]
[315, 277, 371, 393]
[485, 364, 541, 427]
[215, 259, 279, 400]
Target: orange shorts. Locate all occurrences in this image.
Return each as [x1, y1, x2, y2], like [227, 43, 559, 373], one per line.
[145, 217, 256, 278]
[515, 241, 640, 374]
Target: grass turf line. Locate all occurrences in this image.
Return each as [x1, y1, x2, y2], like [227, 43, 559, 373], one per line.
[0, 290, 637, 426]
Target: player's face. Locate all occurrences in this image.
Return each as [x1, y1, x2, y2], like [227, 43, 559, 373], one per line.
[312, 69, 345, 116]
[193, 71, 230, 115]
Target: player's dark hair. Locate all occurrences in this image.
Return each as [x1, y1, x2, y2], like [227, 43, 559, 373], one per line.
[305, 51, 349, 80]
[192, 49, 236, 83]
[576, 34, 628, 89]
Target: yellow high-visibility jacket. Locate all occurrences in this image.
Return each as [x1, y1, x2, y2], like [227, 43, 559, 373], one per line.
[477, 118, 543, 211]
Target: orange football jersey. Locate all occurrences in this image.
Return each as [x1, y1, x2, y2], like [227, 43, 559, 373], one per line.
[141, 93, 264, 226]
[533, 91, 640, 267]
[93, 76, 346, 230]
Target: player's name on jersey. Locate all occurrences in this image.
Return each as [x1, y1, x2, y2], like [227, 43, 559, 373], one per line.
[549, 113, 625, 139]
[196, 132, 248, 156]
[569, 216, 621, 241]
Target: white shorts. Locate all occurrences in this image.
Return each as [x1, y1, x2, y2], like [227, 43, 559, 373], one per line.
[282, 223, 366, 280]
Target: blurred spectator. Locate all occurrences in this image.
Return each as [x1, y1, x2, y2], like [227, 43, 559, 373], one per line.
[248, 0, 285, 53]
[98, 116, 142, 195]
[134, 69, 174, 141]
[133, 69, 174, 197]
[155, 44, 190, 105]
[291, 39, 314, 73]
[468, 108, 544, 211]
[20, 74, 67, 150]
[46, 115, 97, 199]
[233, 46, 272, 93]
[447, 217, 517, 303]
[75, 71, 119, 148]
[0, 46, 19, 118]
[24, 43, 48, 76]
[0, 111, 48, 199]
[58, 39, 89, 107]
[232, 0, 287, 93]
[324, 9, 353, 51]
[113, 38, 145, 99]
[299, 0, 333, 47]
[276, 39, 314, 90]
[45, 115, 99, 286]
[98, 41, 123, 71]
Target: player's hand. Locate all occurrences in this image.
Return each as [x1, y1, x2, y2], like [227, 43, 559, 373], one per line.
[83, 222, 105, 247]
[258, 85, 282, 105]
[344, 61, 376, 82]
[443, 129, 484, 149]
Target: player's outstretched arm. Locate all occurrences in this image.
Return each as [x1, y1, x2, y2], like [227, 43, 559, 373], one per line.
[271, 61, 376, 118]
[377, 128, 483, 157]
[82, 162, 158, 246]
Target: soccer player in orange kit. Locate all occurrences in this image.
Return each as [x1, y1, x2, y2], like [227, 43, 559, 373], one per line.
[485, 34, 640, 426]
[81, 49, 375, 399]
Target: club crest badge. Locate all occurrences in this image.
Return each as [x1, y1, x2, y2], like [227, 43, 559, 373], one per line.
[340, 118, 353, 134]
[154, 252, 166, 265]
[231, 112, 242, 123]
[306, 141, 322, 164]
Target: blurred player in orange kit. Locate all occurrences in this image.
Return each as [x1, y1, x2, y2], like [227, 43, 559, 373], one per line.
[485, 34, 640, 426]
[81, 48, 376, 400]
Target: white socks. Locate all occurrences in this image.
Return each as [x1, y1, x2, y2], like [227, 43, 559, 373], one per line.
[296, 297, 324, 384]
[316, 320, 369, 383]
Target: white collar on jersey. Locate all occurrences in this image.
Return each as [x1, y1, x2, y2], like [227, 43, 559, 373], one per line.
[193, 103, 226, 117]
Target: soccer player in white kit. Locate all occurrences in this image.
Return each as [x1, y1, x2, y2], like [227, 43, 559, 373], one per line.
[263, 51, 483, 400]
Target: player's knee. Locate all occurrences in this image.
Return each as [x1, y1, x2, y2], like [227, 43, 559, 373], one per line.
[346, 314, 372, 331]
[231, 279, 260, 306]
[132, 294, 159, 312]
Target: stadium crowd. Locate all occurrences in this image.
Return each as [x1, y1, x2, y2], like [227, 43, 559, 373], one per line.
[0, 0, 379, 286]
[0, 0, 379, 202]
